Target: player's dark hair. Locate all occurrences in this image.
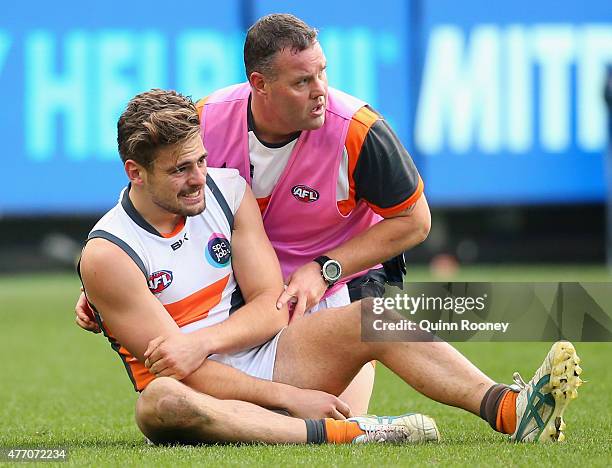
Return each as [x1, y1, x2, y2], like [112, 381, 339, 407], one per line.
[244, 13, 318, 79]
[117, 89, 200, 170]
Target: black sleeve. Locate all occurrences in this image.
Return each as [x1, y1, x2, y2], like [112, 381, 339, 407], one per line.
[353, 118, 422, 212]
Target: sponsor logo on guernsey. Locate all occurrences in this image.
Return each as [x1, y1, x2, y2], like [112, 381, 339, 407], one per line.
[148, 270, 173, 294]
[205, 233, 231, 268]
[291, 184, 319, 203]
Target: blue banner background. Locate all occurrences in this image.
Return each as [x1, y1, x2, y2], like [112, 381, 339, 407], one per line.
[1, 1, 611, 213]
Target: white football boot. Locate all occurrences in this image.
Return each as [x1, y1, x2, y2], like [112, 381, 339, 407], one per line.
[348, 413, 440, 443]
[511, 341, 583, 442]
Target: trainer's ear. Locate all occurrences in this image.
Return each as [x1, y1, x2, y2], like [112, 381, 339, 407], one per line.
[249, 71, 268, 97]
[124, 159, 147, 186]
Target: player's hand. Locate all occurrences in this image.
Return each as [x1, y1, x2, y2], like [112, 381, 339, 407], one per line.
[276, 262, 327, 323]
[74, 290, 101, 333]
[284, 387, 353, 420]
[144, 333, 209, 380]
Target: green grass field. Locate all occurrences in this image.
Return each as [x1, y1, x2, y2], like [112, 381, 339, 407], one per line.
[1, 267, 611, 466]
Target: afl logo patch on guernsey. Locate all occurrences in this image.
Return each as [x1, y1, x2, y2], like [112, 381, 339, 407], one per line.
[205, 233, 231, 268]
[291, 185, 319, 203]
[148, 270, 173, 294]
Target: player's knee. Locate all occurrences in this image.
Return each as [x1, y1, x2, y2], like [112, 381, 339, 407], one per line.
[136, 377, 205, 441]
[136, 378, 176, 430]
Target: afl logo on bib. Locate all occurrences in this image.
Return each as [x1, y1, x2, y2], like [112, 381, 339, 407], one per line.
[148, 270, 173, 294]
[291, 185, 319, 203]
[205, 233, 231, 268]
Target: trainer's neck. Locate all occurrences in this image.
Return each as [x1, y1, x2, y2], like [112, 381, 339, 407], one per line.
[250, 94, 299, 145]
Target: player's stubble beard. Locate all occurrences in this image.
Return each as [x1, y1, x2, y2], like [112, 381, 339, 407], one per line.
[149, 184, 206, 218]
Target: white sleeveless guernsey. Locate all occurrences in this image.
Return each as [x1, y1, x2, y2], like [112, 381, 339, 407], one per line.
[85, 168, 249, 391]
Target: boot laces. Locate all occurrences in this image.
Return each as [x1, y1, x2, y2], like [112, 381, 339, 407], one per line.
[512, 371, 528, 390]
[362, 424, 409, 442]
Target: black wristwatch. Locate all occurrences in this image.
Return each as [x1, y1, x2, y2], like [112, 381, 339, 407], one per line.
[313, 256, 342, 288]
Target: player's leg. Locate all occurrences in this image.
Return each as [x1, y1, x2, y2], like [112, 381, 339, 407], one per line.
[135, 377, 306, 444]
[307, 287, 374, 415]
[135, 376, 438, 445]
[274, 301, 582, 441]
[337, 363, 375, 416]
[274, 301, 494, 415]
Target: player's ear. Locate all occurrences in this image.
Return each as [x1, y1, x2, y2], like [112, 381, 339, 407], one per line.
[124, 159, 147, 186]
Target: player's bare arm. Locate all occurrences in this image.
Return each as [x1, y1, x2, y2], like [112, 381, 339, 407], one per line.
[80, 237, 349, 418]
[180, 184, 288, 356]
[75, 186, 288, 341]
[74, 288, 100, 333]
[145, 185, 289, 370]
[80, 240, 183, 361]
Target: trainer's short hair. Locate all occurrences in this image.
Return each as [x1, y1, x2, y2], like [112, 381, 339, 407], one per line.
[117, 89, 200, 169]
[244, 13, 318, 79]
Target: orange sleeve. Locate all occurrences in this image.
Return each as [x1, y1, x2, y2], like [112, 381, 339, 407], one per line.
[195, 96, 209, 121]
[367, 176, 424, 217]
[345, 108, 423, 218]
[338, 106, 380, 216]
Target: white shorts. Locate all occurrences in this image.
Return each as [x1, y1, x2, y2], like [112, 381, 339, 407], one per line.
[306, 284, 351, 314]
[205, 285, 351, 380]
[208, 328, 284, 381]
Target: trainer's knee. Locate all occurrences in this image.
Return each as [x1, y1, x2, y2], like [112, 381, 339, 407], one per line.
[135, 377, 207, 443]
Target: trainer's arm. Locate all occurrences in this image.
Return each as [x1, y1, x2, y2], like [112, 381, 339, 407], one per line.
[279, 195, 430, 317]
[278, 113, 431, 317]
[80, 240, 307, 411]
[327, 116, 431, 277]
[324, 194, 430, 277]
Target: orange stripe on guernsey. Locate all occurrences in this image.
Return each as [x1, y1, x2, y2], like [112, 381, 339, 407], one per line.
[338, 106, 379, 216]
[369, 176, 424, 217]
[164, 274, 229, 327]
[120, 346, 155, 392]
[107, 275, 230, 391]
[160, 217, 186, 238]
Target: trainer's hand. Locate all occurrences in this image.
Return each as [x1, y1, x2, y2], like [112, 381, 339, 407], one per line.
[284, 387, 353, 420]
[276, 262, 327, 323]
[75, 290, 100, 333]
[144, 333, 209, 380]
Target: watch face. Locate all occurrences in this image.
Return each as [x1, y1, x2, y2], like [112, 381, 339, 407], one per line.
[323, 261, 341, 281]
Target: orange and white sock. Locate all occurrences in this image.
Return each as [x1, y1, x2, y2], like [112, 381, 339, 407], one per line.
[480, 383, 517, 433]
[323, 419, 365, 444]
[496, 390, 518, 434]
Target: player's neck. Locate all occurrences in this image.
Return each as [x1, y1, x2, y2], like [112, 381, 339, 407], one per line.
[250, 95, 299, 144]
[128, 186, 184, 236]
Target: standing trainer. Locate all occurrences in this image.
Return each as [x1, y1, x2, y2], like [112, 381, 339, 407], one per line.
[197, 14, 429, 411]
[199, 14, 428, 313]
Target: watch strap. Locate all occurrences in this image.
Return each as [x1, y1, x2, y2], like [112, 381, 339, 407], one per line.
[313, 255, 331, 269]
